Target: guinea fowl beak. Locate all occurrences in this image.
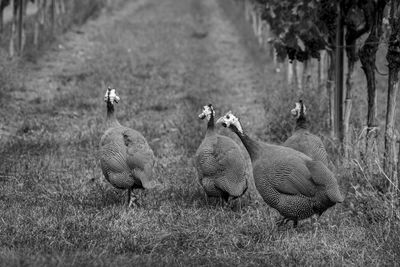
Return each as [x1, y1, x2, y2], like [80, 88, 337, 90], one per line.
[198, 113, 206, 119]
[291, 109, 297, 116]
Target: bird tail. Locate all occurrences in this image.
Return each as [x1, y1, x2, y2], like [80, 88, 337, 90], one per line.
[306, 160, 344, 203]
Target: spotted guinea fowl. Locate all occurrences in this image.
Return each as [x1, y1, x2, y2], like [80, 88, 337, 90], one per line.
[194, 104, 248, 203]
[284, 100, 335, 171]
[217, 111, 344, 227]
[99, 87, 158, 207]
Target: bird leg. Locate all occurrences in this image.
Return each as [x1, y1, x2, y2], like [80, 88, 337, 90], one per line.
[128, 190, 145, 208]
[218, 197, 226, 208]
[247, 192, 252, 202]
[126, 188, 139, 208]
[276, 217, 299, 228]
[311, 214, 319, 226]
[276, 217, 290, 227]
[226, 196, 242, 211]
[220, 191, 230, 208]
[125, 188, 132, 208]
[204, 193, 210, 205]
[129, 194, 140, 208]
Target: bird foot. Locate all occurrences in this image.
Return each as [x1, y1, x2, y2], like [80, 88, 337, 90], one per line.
[276, 217, 298, 228]
[128, 195, 140, 208]
[276, 218, 290, 227]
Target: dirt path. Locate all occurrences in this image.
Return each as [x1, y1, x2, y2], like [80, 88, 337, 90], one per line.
[205, 0, 266, 128]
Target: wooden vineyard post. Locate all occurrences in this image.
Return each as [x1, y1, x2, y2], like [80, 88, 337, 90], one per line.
[326, 51, 335, 138]
[50, 0, 55, 35]
[384, 0, 400, 180]
[397, 139, 400, 190]
[318, 56, 322, 89]
[244, 0, 250, 22]
[34, 0, 44, 46]
[343, 6, 369, 160]
[335, 0, 344, 143]
[301, 59, 310, 92]
[0, 3, 3, 33]
[17, 0, 23, 55]
[359, 0, 387, 159]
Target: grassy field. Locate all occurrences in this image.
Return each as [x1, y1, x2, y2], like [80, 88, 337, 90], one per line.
[0, 0, 399, 266]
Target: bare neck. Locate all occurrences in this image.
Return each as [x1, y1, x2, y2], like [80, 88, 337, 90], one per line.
[106, 101, 121, 128]
[295, 114, 309, 130]
[230, 124, 261, 161]
[205, 112, 216, 135]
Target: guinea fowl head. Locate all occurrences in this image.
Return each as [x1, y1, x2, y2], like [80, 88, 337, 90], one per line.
[198, 104, 215, 120]
[216, 111, 243, 134]
[291, 100, 306, 119]
[104, 87, 120, 105]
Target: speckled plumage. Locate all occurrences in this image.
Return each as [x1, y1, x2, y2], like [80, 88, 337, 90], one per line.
[284, 130, 332, 168]
[218, 112, 344, 226]
[252, 144, 343, 221]
[195, 105, 248, 201]
[99, 88, 156, 206]
[284, 100, 335, 171]
[100, 126, 155, 190]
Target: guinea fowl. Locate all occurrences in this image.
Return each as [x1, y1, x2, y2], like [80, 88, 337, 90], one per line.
[217, 111, 344, 227]
[194, 104, 248, 204]
[284, 100, 335, 171]
[99, 87, 158, 207]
